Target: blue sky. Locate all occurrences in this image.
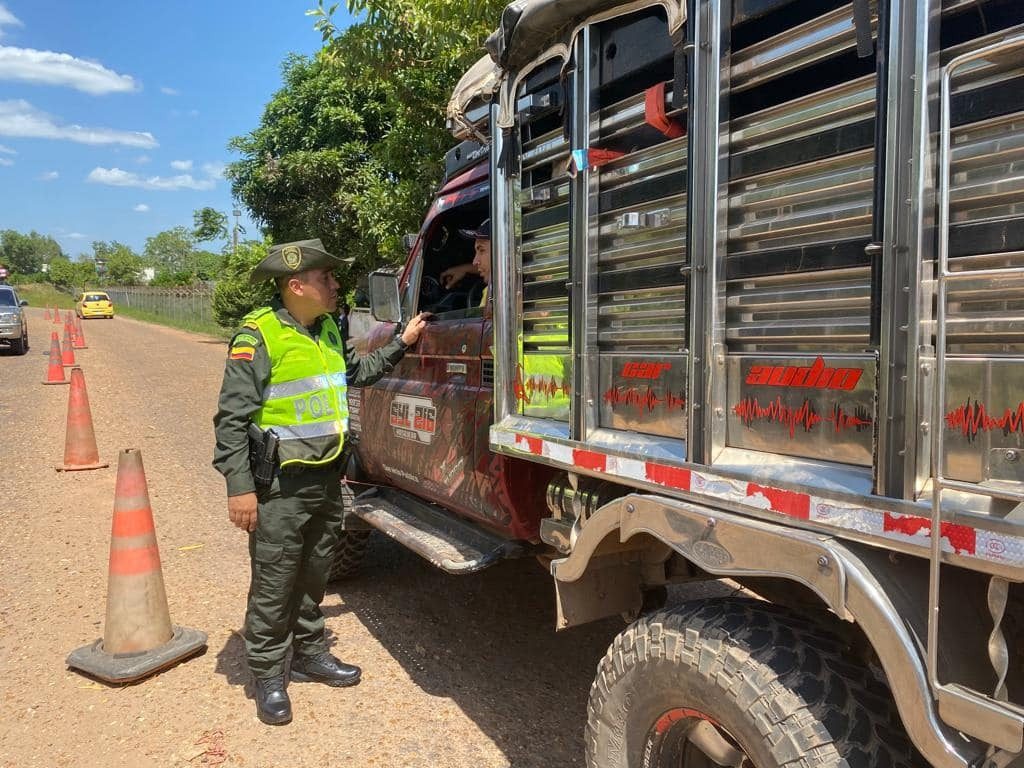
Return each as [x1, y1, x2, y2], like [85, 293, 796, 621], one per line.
[0, 1, 355, 258]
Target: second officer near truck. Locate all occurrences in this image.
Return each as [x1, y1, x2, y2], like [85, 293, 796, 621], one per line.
[213, 238, 428, 725]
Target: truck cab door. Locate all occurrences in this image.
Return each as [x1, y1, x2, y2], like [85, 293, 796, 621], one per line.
[353, 191, 499, 524]
[381, 311, 485, 508]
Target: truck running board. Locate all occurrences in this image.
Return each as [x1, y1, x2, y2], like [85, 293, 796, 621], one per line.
[350, 487, 525, 574]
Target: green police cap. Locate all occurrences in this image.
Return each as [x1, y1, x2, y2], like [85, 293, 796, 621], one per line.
[250, 238, 354, 284]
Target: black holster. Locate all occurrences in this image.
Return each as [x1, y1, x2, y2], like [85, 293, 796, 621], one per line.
[247, 423, 280, 488]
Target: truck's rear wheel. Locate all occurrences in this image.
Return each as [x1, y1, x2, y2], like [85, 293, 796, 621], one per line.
[586, 599, 919, 768]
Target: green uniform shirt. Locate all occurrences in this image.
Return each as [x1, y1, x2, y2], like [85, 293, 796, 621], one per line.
[213, 297, 407, 496]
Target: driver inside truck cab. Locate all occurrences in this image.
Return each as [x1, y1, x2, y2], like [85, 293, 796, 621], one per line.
[439, 218, 491, 307]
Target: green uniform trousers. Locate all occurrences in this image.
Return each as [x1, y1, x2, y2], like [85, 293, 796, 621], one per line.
[245, 463, 343, 678]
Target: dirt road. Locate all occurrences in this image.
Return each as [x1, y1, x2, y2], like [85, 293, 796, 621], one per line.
[0, 309, 725, 768]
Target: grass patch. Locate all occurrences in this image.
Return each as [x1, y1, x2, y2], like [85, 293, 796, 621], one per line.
[114, 304, 231, 339]
[16, 284, 77, 309]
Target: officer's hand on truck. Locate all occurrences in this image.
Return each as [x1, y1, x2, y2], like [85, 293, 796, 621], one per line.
[400, 312, 431, 346]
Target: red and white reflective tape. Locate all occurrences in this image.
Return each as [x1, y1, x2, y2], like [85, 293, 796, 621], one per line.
[492, 428, 1024, 569]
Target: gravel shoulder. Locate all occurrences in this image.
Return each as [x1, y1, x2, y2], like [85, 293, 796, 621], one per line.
[0, 309, 727, 768]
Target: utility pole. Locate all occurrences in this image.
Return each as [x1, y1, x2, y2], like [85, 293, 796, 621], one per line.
[232, 208, 241, 258]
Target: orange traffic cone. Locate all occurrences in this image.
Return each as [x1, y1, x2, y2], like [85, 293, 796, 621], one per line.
[53, 307, 61, 324]
[65, 317, 81, 350]
[66, 449, 207, 683]
[73, 315, 88, 349]
[42, 332, 68, 385]
[45, 307, 52, 321]
[61, 325, 76, 366]
[56, 368, 108, 472]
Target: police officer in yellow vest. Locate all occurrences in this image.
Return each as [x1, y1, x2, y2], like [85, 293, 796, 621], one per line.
[213, 238, 427, 725]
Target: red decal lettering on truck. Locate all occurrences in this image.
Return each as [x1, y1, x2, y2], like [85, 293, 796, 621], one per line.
[745, 357, 863, 391]
[621, 362, 672, 379]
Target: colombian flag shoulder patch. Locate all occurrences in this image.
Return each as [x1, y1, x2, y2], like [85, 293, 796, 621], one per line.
[229, 345, 255, 361]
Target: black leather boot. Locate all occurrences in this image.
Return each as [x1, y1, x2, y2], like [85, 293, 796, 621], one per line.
[254, 675, 292, 725]
[290, 651, 362, 687]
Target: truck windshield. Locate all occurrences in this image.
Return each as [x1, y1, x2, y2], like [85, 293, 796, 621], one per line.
[0, 291, 16, 307]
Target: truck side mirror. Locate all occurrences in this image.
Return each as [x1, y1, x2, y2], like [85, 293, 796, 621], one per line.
[19, 299, 28, 307]
[368, 271, 402, 324]
[402, 233, 418, 253]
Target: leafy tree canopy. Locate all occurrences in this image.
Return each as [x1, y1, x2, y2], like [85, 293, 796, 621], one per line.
[193, 207, 229, 243]
[0, 229, 64, 275]
[91, 240, 143, 285]
[48, 255, 97, 291]
[144, 227, 195, 273]
[228, 0, 504, 298]
[212, 238, 275, 328]
[144, 226, 222, 284]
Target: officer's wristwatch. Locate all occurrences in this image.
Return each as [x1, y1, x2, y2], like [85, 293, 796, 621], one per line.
[395, 332, 410, 351]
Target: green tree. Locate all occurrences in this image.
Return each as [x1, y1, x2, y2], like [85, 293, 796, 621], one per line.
[193, 207, 229, 243]
[192, 249, 223, 281]
[144, 227, 195, 274]
[314, 0, 504, 251]
[227, 53, 382, 285]
[212, 239, 275, 328]
[228, 0, 503, 297]
[143, 226, 219, 285]
[1, 229, 64, 274]
[48, 256, 98, 292]
[92, 240, 143, 285]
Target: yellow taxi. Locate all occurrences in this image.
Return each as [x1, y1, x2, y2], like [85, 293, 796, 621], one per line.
[76, 290, 115, 319]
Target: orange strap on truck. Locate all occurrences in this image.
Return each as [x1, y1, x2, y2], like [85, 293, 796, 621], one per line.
[644, 81, 684, 138]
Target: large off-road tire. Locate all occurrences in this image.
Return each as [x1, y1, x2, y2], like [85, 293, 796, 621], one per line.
[327, 530, 372, 582]
[327, 480, 371, 582]
[11, 331, 26, 355]
[586, 599, 920, 768]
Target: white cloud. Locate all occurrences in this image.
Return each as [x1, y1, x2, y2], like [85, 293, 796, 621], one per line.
[39, 170, 58, 180]
[160, 86, 178, 96]
[0, 143, 14, 154]
[133, 203, 149, 212]
[170, 159, 192, 171]
[134, 154, 150, 164]
[87, 166, 215, 191]
[202, 161, 225, 179]
[188, 109, 199, 117]
[0, 46, 138, 94]
[0, 156, 12, 166]
[0, 100, 157, 148]
[66, 232, 86, 239]
[0, 5, 23, 39]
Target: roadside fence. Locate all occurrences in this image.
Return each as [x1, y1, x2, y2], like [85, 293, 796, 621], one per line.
[102, 284, 217, 329]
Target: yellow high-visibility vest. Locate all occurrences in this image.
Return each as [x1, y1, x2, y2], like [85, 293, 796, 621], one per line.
[249, 307, 349, 467]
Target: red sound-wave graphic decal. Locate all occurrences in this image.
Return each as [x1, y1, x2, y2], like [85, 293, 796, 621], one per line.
[733, 397, 873, 439]
[603, 387, 686, 414]
[514, 365, 570, 405]
[945, 399, 1024, 442]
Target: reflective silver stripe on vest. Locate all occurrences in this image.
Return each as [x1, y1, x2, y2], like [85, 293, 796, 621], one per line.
[272, 420, 347, 441]
[263, 371, 348, 401]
